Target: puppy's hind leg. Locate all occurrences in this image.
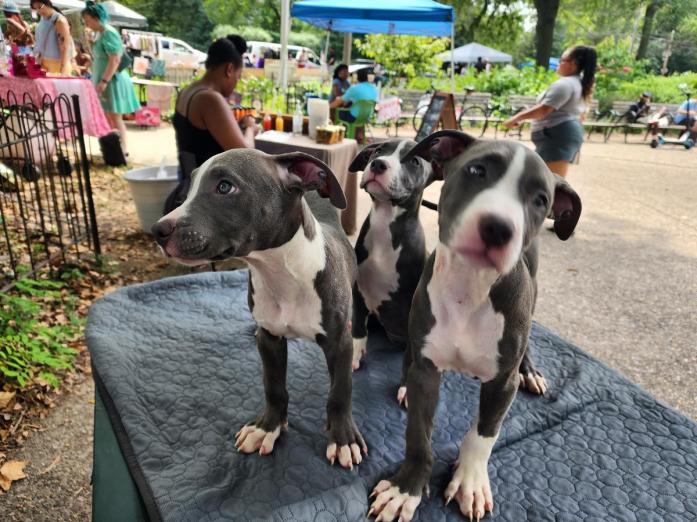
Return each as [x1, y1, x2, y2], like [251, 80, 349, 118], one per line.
[518, 346, 548, 395]
[351, 282, 370, 371]
[235, 328, 289, 456]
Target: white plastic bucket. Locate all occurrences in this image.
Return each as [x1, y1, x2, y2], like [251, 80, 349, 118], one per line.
[123, 165, 179, 233]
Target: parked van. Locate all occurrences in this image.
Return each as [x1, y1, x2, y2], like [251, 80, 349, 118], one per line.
[245, 41, 321, 68]
[122, 30, 207, 68]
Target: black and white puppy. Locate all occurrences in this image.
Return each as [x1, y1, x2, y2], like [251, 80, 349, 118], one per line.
[368, 131, 581, 521]
[348, 140, 433, 394]
[151, 149, 367, 470]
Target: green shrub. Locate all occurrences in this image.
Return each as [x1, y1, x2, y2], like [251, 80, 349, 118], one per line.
[0, 278, 82, 389]
[605, 73, 697, 105]
[211, 25, 272, 43]
[407, 66, 558, 102]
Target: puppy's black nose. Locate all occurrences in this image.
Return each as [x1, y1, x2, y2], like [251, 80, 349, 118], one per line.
[370, 159, 388, 174]
[151, 219, 175, 245]
[479, 215, 513, 248]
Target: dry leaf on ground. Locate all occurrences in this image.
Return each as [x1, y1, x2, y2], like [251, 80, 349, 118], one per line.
[0, 460, 27, 491]
[0, 392, 16, 410]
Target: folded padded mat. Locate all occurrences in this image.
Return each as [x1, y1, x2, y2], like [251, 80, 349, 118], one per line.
[87, 270, 697, 521]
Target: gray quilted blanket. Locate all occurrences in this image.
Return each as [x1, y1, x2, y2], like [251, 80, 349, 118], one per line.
[87, 270, 697, 521]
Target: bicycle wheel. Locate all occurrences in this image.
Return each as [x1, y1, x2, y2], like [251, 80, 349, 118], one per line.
[412, 104, 429, 132]
[458, 106, 488, 137]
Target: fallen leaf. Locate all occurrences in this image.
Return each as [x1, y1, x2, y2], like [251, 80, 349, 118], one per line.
[0, 460, 27, 491]
[0, 392, 15, 410]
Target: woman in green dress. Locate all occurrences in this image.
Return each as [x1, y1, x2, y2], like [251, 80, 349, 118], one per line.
[82, 1, 140, 157]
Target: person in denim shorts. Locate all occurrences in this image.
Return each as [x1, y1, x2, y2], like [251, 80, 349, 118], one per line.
[504, 45, 597, 179]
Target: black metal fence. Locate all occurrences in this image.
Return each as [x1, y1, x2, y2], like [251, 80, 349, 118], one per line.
[0, 92, 100, 291]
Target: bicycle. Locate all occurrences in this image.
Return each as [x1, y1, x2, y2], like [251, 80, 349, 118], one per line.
[411, 83, 437, 131]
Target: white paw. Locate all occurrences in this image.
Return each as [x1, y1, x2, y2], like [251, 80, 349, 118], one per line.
[519, 371, 548, 395]
[445, 430, 496, 519]
[352, 337, 367, 371]
[368, 480, 422, 522]
[326, 441, 364, 469]
[396, 386, 408, 408]
[234, 423, 285, 455]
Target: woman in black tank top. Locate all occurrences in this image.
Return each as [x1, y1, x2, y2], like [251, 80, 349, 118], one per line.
[173, 34, 257, 172]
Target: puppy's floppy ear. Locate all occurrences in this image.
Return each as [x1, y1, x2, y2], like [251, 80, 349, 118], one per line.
[551, 176, 581, 240]
[275, 152, 347, 210]
[349, 143, 381, 173]
[403, 130, 476, 180]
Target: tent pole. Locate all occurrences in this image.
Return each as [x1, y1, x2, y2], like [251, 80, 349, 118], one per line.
[324, 24, 331, 69]
[280, 0, 290, 103]
[342, 33, 352, 65]
[450, 20, 455, 93]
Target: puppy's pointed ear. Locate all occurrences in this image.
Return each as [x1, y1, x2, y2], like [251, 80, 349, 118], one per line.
[551, 176, 581, 240]
[275, 152, 347, 209]
[403, 130, 476, 180]
[349, 143, 381, 173]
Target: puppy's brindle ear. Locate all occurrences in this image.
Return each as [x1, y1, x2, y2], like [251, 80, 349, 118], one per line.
[551, 176, 582, 241]
[348, 143, 381, 173]
[403, 130, 476, 180]
[274, 152, 347, 210]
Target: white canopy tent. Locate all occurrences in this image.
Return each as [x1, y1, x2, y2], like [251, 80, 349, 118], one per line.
[102, 1, 147, 29]
[437, 42, 512, 64]
[15, 0, 84, 9]
[15, 0, 147, 28]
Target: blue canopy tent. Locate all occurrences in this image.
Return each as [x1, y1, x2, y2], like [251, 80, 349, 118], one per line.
[291, 0, 454, 37]
[280, 0, 455, 92]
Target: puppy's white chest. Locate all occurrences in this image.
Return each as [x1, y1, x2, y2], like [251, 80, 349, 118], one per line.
[422, 248, 503, 382]
[246, 224, 326, 340]
[251, 279, 324, 339]
[357, 205, 403, 313]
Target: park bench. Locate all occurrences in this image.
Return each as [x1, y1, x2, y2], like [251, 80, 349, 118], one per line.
[605, 101, 684, 143]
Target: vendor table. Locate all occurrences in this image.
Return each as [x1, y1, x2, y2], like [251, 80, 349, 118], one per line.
[131, 78, 177, 113]
[0, 75, 111, 137]
[255, 132, 359, 235]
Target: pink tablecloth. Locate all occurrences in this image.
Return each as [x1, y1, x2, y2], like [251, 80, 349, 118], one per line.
[0, 75, 111, 137]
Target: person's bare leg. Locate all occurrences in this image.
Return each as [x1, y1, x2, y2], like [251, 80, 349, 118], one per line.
[545, 160, 569, 178]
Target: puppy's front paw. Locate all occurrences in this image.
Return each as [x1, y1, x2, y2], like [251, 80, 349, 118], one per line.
[326, 416, 367, 469]
[444, 457, 493, 520]
[368, 480, 422, 522]
[352, 337, 367, 371]
[235, 419, 287, 455]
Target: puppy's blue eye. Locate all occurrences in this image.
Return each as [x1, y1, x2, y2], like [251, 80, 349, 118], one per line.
[468, 164, 486, 178]
[217, 180, 235, 194]
[411, 157, 419, 166]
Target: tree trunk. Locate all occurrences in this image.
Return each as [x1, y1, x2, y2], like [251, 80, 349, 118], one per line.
[636, 0, 660, 61]
[533, 0, 561, 69]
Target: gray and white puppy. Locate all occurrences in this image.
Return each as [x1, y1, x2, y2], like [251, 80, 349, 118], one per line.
[151, 149, 367, 470]
[348, 140, 433, 397]
[368, 130, 581, 521]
